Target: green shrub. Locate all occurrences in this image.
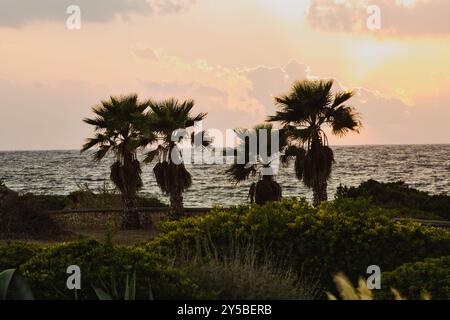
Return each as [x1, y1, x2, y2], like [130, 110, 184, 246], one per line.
[20, 239, 202, 300]
[336, 179, 450, 220]
[137, 195, 167, 208]
[19, 194, 68, 211]
[145, 198, 450, 290]
[0, 242, 41, 270]
[378, 256, 450, 300]
[65, 190, 166, 209]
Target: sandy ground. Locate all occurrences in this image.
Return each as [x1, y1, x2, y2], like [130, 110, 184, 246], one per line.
[1, 227, 162, 246]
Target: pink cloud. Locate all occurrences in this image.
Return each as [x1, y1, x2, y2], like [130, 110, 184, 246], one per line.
[307, 0, 450, 36]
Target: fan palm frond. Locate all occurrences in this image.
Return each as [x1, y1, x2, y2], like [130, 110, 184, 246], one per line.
[226, 163, 257, 184]
[269, 79, 360, 204]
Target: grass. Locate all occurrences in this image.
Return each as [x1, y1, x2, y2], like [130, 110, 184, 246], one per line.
[175, 241, 321, 300]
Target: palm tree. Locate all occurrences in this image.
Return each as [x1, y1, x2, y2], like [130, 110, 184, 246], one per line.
[142, 98, 207, 219]
[268, 79, 361, 205]
[81, 94, 150, 229]
[226, 124, 287, 205]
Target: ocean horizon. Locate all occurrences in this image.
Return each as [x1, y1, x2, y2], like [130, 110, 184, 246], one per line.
[1, 142, 449, 153]
[1, 144, 449, 207]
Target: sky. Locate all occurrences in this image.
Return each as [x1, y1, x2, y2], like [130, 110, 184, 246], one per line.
[0, 0, 449, 150]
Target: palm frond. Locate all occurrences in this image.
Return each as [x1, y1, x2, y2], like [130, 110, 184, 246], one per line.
[226, 163, 257, 184]
[255, 178, 282, 205]
[301, 145, 334, 188]
[153, 161, 192, 195]
[329, 106, 361, 136]
[331, 90, 355, 108]
[281, 145, 305, 167]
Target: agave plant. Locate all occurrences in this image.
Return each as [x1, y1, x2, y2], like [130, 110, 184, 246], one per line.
[93, 271, 153, 300]
[226, 124, 288, 205]
[81, 94, 152, 229]
[269, 79, 361, 205]
[141, 98, 208, 219]
[0, 269, 34, 300]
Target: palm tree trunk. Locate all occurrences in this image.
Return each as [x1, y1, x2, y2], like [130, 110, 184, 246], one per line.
[312, 180, 328, 206]
[169, 189, 184, 220]
[121, 196, 140, 229]
[248, 183, 256, 204]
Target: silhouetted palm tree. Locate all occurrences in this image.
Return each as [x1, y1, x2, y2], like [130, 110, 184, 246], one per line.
[268, 80, 361, 205]
[142, 98, 207, 219]
[81, 94, 150, 229]
[226, 124, 288, 205]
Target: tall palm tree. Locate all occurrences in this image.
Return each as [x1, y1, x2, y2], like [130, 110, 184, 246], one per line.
[81, 94, 151, 229]
[268, 79, 361, 205]
[142, 98, 207, 220]
[226, 124, 287, 205]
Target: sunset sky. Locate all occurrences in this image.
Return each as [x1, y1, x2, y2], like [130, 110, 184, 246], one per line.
[0, 0, 449, 150]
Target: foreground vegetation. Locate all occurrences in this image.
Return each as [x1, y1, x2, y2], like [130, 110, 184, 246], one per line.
[146, 198, 450, 296]
[1, 197, 449, 300]
[336, 179, 450, 220]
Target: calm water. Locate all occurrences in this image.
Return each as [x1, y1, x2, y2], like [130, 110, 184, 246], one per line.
[0, 145, 449, 207]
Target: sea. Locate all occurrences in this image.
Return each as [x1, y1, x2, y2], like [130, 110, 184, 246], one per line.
[0, 145, 449, 208]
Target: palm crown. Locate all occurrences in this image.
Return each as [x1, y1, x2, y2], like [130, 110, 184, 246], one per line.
[269, 79, 361, 204]
[226, 124, 287, 204]
[142, 98, 207, 164]
[226, 124, 289, 183]
[81, 94, 149, 162]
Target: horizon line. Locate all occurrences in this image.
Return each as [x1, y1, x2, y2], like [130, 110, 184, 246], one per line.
[0, 143, 449, 153]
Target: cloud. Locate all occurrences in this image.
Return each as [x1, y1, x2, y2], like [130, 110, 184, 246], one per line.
[243, 60, 311, 114]
[0, 0, 197, 27]
[136, 51, 449, 144]
[306, 0, 450, 36]
[132, 46, 160, 62]
[1, 58, 448, 150]
[134, 48, 267, 125]
[139, 80, 265, 135]
[240, 60, 450, 144]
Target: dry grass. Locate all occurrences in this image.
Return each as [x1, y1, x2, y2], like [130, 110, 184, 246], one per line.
[176, 241, 321, 300]
[327, 273, 432, 300]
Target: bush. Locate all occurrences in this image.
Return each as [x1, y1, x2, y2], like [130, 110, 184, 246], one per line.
[138, 195, 167, 208]
[378, 256, 450, 300]
[0, 195, 63, 240]
[145, 199, 450, 290]
[178, 242, 320, 300]
[19, 239, 202, 300]
[336, 179, 450, 220]
[0, 242, 41, 270]
[65, 190, 166, 210]
[20, 194, 68, 211]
